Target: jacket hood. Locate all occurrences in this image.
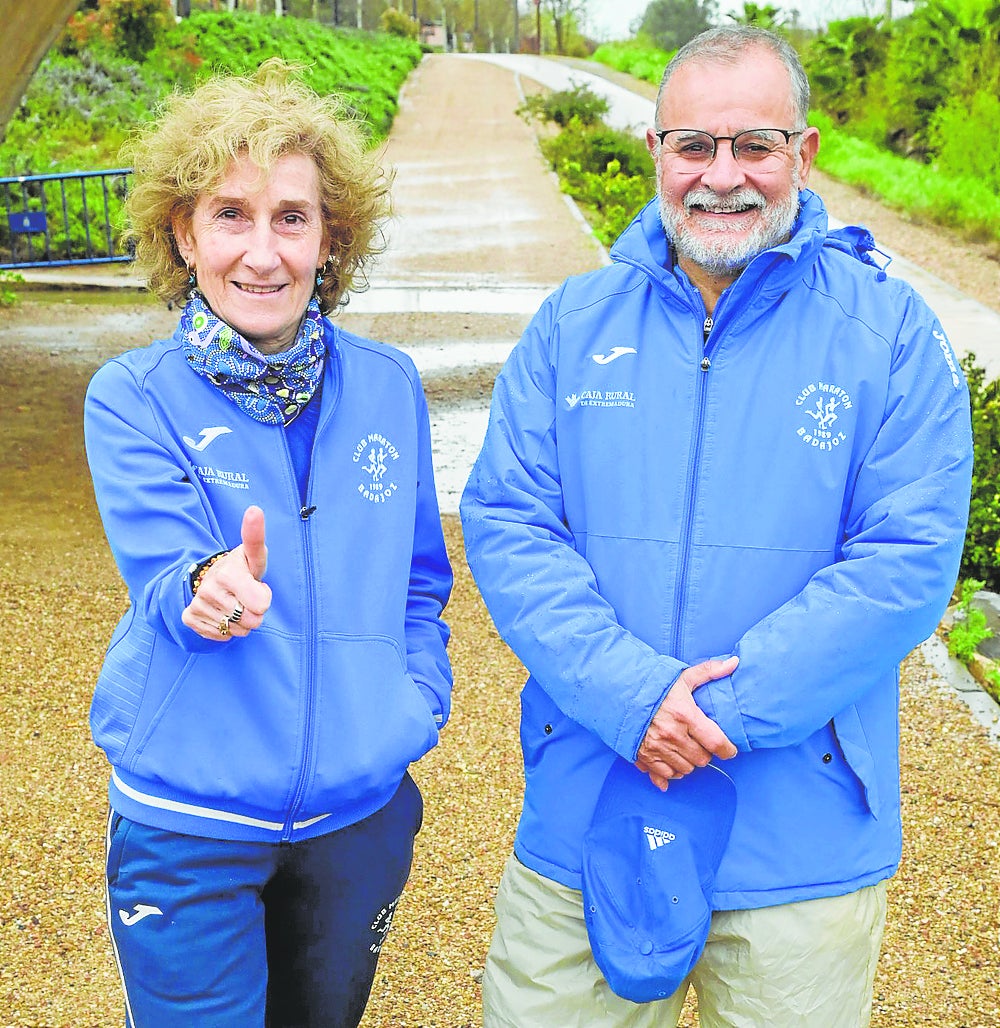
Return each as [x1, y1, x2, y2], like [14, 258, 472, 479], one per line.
[822, 222, 892, 279]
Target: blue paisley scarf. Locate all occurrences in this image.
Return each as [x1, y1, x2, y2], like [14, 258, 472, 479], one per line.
[181, 292, 326, 426]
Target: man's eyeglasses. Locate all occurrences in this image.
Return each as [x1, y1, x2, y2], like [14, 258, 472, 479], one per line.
[653, 128, 804, 171]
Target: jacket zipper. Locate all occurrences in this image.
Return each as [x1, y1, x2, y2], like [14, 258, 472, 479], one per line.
[281, 345, 342, 842]
[282, 510, 318, 841]
[281, 434, 318, 842]
[671, 314, 715, 655]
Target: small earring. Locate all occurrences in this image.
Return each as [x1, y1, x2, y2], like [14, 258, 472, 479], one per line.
[186, 263, 199, 299]
[315, 253, 337, 292]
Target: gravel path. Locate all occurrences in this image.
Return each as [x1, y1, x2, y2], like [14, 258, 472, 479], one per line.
[2, 54, 998, 1027]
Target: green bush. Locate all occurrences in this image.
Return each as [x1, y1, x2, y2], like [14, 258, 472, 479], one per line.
[591, 40, 673, 86]
[152, 11, 422, 139]
[516, 82, 654, 243]
[947, 578, 992, 664]
[959, 353, 1000, 591]
[804, 16, 890, 125]
[526, 102, 654, 246]
[380, 7, 420, 39]
[803, 3, 1000, 194]
[539, 116, 652, 178]
[516, 84, 610, 128]
[0, 51, 168, 174]
[101, 0, 172, 61]
[0, 271, 23, 307]
[810, 112, 1000, 246]
[556, 156, 652, 245]
[929, 88, 1000, 187]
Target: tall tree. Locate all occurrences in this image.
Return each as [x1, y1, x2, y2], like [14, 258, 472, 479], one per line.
[638, 0, 717, 51]
[544, 0, 588, 52]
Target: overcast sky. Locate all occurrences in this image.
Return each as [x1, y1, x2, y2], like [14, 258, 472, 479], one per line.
[582, 0, 911, 41]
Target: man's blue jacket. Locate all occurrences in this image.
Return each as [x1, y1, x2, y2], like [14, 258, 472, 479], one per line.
[460, 190, 973, 909]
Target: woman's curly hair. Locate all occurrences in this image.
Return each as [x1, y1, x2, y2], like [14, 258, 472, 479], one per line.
[121, 58, 390, 314]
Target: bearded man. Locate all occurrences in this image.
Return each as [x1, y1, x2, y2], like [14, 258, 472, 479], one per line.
[460, 25, 973, 1028]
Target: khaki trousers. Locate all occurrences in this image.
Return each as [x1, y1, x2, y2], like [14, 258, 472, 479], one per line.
[482, 853, 887, 1028]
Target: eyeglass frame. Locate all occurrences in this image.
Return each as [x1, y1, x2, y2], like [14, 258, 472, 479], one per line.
[652, 128, 805, 167]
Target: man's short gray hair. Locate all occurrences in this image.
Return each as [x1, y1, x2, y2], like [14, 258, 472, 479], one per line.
[656, 26, 811, 130]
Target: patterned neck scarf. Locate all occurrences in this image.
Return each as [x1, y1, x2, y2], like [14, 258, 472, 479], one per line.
[181, 292, 326, 426]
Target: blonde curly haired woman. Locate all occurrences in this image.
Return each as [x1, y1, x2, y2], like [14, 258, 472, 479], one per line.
[84, 59, 453, 1027]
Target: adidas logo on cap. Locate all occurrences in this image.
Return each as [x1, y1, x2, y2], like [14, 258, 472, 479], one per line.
[643, 825, 676, 850]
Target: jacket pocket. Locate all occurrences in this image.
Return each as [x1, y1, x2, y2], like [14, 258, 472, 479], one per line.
[519, 676, 568, 774]
[90, 610, 153, 764]
[123, 632, 300, 808]
[832, 704, 881, 818]
[308, 635, 440, 811]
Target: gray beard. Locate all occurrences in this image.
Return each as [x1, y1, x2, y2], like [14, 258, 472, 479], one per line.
[659, 180, 802, 277]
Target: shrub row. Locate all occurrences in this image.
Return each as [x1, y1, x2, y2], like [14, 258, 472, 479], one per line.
[0, 10, 421, 264]
[516, 85, 654, 246]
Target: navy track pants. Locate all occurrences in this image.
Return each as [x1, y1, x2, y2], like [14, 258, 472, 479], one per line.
[105, 774, 422, 1027]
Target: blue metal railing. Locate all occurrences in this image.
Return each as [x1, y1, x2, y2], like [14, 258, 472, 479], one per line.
[0, 168, 133, 269]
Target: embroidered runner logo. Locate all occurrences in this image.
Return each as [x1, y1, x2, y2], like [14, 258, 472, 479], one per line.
[795, 381, 853, 452]
[353, 432, 400, 504]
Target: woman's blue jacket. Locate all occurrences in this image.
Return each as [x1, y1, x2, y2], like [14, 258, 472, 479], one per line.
[84, 321, 452, 843]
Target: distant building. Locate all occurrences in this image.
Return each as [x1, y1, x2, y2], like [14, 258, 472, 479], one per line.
[420, 21, 447, 48]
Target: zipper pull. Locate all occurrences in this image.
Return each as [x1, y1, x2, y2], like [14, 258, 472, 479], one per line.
[701, 315, 714, 371]
[300, 505, 317, 521]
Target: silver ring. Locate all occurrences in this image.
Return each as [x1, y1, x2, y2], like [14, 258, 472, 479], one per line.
[230, 602, 244, 624]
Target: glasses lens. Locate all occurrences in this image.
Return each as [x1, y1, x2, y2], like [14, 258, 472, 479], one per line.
[733, 130, 787, 169]
[660, 131, 716, 169]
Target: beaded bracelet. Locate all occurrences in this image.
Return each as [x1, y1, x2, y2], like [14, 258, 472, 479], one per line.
[189, 550, 229, 595]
